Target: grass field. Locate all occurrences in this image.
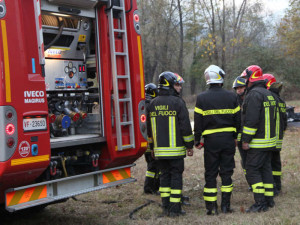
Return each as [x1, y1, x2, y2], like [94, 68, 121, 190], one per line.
[4, 123, 300, 225]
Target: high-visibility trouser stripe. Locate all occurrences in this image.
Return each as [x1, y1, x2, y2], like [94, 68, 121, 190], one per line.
[183, 134, 194, 142]
[151, 117, 157, 148]
[272, 171, 282, 176]
[203, 187, 217, 201]
[243, 126, 257, 135]
[252, 182, 265, 194]
[202, 127, 236, 136]
[264, 183, 274, 196]
[160, 187, 171, 198]
[171, 189, 182, 195]
[244, 169, 246, 175]
[265, 107, 270, 139]
[221, 184, 233, 193]
[237, 133, 241, 141]
[195, 106, 240, 116]
[170, 197, 181, 203]
[169, 116, 176, 147]
[146, 171, 155, 178]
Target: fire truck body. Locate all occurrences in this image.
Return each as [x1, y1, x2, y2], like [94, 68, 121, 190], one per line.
[0, 0, 147, 211]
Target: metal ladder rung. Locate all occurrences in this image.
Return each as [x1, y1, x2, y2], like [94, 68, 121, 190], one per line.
[120, 121, 132, 126]
[114, 29, 126, 33]
[117, 75, 129, 79]
[115, 52, 127, 56]
[119, 98, 131, 102]
[121, 144, 134, 150]
[112, 6, 123, 10]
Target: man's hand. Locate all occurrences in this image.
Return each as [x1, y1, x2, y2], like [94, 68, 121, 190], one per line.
[195, 142, 204, 150]
[242, 142, 250, 150]
[187, 149, 194, 156]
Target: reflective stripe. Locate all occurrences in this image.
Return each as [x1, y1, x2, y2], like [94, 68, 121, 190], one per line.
[195, 106, 240, 116]
[202, 127, 236, 136]
[265, 107, 270, 139]
[159, 187, 171, 192]
[249, 142, 276, 148]
[146, 171, 155, 178]
[221, 184, 233, 193]
[272, 171, 282, 176]
[253, 188, 265, 194]
[244, 169, 246, 175]
[154, 146, 186, 157]
[183, 134, 194, 142]
[249, 137, 276, 148]
[252, 182, 265, 194]
[170, 197, 181, 203]
[252, 182, 264, 190]
[169, 116, 176, 147]
[161, 193, 170, 197]
[265, 191, 274, 196]
[171, 189, 182, 195]
[204, 196, 217, 201]
[243, 126, 257, 135]
[151, 117, 157, 148]
[195, 107, 204, 115]
[264, 183, 273, 189]
[204, 188, 218, 193]
[237, 133, 241, 141]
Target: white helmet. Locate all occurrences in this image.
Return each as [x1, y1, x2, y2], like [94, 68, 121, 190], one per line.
[204, 65, 225, 85]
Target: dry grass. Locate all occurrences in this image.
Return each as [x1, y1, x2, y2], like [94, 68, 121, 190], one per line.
[4, 125, 300, 225]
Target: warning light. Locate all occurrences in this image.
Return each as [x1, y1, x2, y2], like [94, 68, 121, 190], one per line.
[82, 65, 85, 72]
[6, 124, 15, 135]
[79, 65, 82, 72]
[134, 14, 139, 22]
[140, 114, 146, 123]
[7, 138, 15, 148]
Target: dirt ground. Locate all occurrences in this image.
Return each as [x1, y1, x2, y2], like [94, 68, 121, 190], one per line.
[4, 123, 300, 225]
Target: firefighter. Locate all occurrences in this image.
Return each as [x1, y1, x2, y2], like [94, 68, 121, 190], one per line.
[240, 65, 277, 213]
[232, 76, 249, 186]
[144, 83, 160, 194]
[194, 65, 241, 215]
[147, 71, 194, 217]
[263, 74, 287, 196]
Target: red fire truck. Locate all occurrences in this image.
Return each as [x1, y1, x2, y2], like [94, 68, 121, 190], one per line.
[0, 0, 147, 212]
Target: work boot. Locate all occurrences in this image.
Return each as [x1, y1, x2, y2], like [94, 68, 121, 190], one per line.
[168, 203, 186, 217]
[158, 205, 169, 217]
[206, 201, 218, 215]
[221, 193, 233, 213]
[265, 196, 275, 208]
[246, 201, 268, 213]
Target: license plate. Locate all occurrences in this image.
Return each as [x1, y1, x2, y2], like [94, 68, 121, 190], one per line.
[23, 117, 47, 131]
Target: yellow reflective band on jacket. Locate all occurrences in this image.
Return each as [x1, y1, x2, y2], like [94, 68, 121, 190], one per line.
[151, 117, 157, 148]
[154, 147, 186, 157]
[272, 171, 282, 176]
[221, 184, 233, 193]
[237, 133, 241, 141]
[265, 191, 274, 196]
[146, 171, 155, 178]
[264, 183, 273, 188]
[171, 189, 182, 195]
[183, 134, 194, 142]
[202, 127, 236, 136]
[169, 116, 176, 147]
[243, 126, 257, 135]
[265, 107, 270, 139]
[204, 188, 218, 193]
[159, 187, 171, 192]
[203, 196, 217, 202]
[170, 197, 181, 203]
[195, 106, 240, 116]
[249, 137, 276, 148]
[161, 193, 170, 197]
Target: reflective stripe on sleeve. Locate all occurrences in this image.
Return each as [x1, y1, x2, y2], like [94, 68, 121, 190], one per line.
[183, 134, 194, 142]
[243, 126, 257, 135]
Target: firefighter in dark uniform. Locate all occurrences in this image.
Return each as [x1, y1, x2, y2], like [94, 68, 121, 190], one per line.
[144, 83, 160, 194]
[263, 74, 287, 196]
[194, 65, 241, 215]
[232, 77, 249, 185]
[240, 65, 277, 212]
[147, 71, 194, 217]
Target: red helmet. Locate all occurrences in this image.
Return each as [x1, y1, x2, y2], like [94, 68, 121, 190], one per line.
[240, 65, 263, 82]
[263, 74, 276, 90]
